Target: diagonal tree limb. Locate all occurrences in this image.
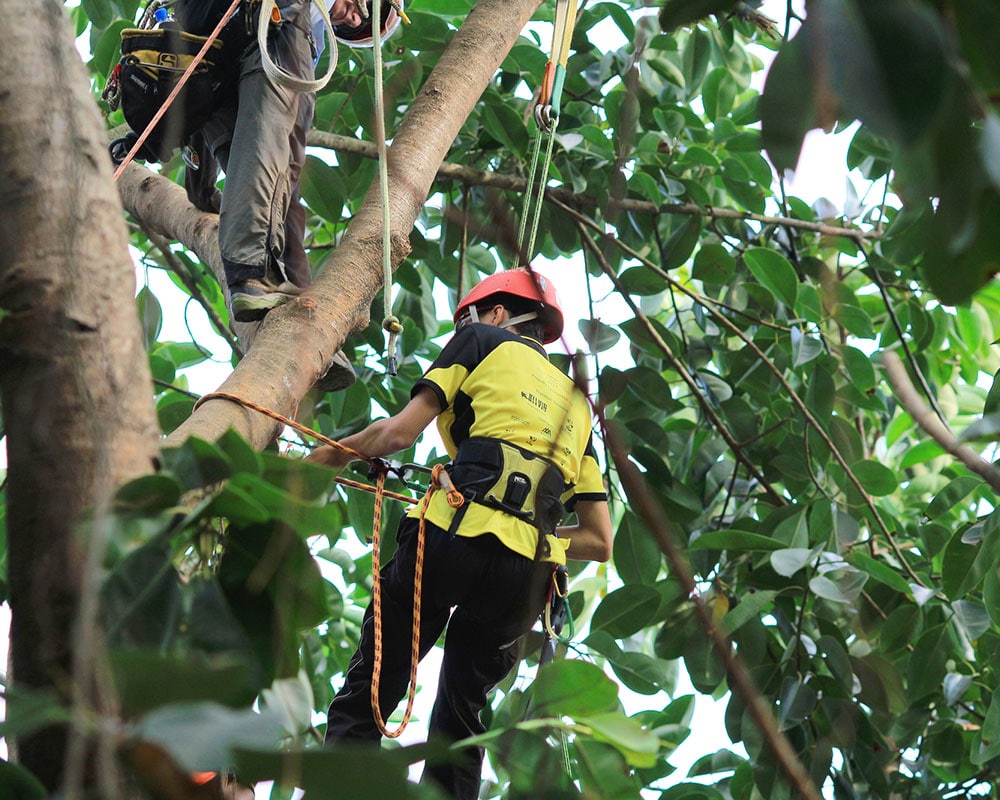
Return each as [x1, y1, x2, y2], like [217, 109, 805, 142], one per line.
[600, 416, 823, 800]
[883, 351, 1000, 494]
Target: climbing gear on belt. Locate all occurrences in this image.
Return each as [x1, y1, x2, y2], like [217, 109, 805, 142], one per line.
[108, 0, 339, 179]
[106, 20, 233, 165]
[516, 0, 579, 267]
[453, 267, 565, 344]
[446, 437, 568, 536]
[109, 0, 244, 179]
[539, 564, 571, 665]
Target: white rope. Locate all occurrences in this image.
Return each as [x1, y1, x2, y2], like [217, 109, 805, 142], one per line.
[258, 0, 338, 93]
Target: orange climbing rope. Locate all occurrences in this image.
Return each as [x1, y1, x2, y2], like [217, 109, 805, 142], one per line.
[369, 464, 464, 737]
[112, 0, 244, 182]
[196, 391, 463, 737]
[194, 391, 416, 504]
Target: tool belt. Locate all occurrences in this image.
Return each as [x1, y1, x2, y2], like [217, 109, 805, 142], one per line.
[447, 437, 568, 538]
[108, 26, 234, 163]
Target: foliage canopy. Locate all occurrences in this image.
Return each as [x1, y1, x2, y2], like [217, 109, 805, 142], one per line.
[4, 0, 1000, 797]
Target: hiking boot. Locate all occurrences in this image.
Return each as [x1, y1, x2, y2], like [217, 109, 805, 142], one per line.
[314, 349, 357, 393]
[229, 277, 304, 323]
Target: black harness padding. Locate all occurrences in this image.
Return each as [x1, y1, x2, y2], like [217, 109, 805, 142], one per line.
[447, 437, 569, 542]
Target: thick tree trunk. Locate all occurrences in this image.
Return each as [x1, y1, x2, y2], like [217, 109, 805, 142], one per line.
[152, 0, 542, 449]
[0, 0, 161, 791]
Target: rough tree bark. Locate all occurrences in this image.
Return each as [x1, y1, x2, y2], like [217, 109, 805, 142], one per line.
[115, 0, 544, 450]
[0, 0, 161, 791]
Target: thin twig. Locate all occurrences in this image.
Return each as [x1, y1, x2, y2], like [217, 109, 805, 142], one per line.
[577, 221, 786, 505]
[883, 351, 1000, 493]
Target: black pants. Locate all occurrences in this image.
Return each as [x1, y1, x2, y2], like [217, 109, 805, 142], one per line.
[325, 518, 552, 800]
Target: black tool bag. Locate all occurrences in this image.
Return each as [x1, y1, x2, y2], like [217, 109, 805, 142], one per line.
[109, 25, 232, 163]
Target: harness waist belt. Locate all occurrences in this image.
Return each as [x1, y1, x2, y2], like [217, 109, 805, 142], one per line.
[449, 437, 569, 536]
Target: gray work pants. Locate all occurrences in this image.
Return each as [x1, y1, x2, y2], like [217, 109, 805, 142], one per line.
[201, 0, 317, 288]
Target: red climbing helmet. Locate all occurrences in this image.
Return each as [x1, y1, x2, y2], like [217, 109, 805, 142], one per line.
[454, 268, 564, 344]
[334, 0, 404, 47]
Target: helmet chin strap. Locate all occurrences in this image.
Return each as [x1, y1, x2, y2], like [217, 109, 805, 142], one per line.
[499, 311, 539, 330]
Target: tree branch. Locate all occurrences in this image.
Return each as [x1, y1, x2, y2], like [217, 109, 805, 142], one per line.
[560, 200, 925, 585]
[883, 351, 1000, 493]
[600, 415, 823, 800]
[307, 130, 877, 243]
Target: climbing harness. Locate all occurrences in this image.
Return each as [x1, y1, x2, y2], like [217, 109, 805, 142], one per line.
[515, 0, 579, 266]
[109, 0, 244, 179]
[444, 437, 568, 539]
[257, 0, 338, 93]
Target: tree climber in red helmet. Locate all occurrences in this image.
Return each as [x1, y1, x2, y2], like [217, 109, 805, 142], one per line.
[309, 268, 613, 799]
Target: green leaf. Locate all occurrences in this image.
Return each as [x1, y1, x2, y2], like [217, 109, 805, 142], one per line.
[692, 243, 735, 284]
[720, 590, 777, 636]
[579, 712, 661, 768]
[579, 319, 621, 353]
[137, 287, 162, 347]
[770, 548, 816, 577]
[114, 474, 182, 514]
[743, 248, 798, 308]
[109, 650, 257, 717]
[844, 552, 911, 595]
[791, 327, 823, 367]
[530, 660, 619, 718]
[0, 760, 46, 800]
[619, 266, 668, 296]
[689, 529, 783, 552]
[613, 513, 662, 584]
[850, 459, 898, 496]
[591, 585, 663, 639]
[82, 0, 114, 29]
[659, 0, 740, 31]
[300, 156, 347, 223]
[809, 568, 868, 604]
[160, 436, 232, 491]
[702, 67, 737, 121]
[925, 476, 982, 519]
[135, 703, 284, 773]
[973, 691, 1000, 765]
[101, 544, 181, 649]
[0, 687, 71, 741]
[760, 32, 816, 172]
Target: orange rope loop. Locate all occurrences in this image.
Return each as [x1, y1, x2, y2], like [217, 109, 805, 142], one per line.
[113, 0, 244, 182]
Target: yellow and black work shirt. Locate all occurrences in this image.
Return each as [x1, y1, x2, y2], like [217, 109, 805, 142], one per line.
[407, 323, 606, 564]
